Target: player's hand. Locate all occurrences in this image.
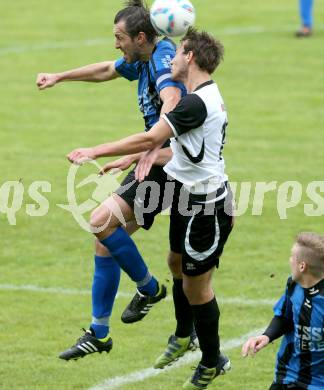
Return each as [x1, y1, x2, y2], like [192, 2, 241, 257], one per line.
[241, 335, 270, 357]
[98, 155, 136, 175]
[36, 73, 59, 90]
[135, 148, 160, 182]
[67, 148, 96, 165]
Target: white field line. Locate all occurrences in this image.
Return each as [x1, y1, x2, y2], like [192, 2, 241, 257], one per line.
[1, 24, 324, 56]
[88, 327, 265, 390]
[0, 283, 275, 306]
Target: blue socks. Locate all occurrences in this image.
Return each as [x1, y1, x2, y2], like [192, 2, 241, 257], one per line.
[100, 227, 158, 296]
[300, 0, 314, 28]
[91, 255, 121, 339]
[90, 228, 158, 339]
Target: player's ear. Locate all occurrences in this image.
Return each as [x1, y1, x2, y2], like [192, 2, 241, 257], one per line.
[299, 260, 307, 273]
[137, 31, 147, 45]
[186, 50, 194, 63]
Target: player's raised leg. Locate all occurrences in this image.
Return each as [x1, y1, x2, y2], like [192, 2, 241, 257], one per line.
[59, 220, 136, 361]
[59, 195, 165, 361]
[91, 194, 166, 324]
[89, 221, 140, 339]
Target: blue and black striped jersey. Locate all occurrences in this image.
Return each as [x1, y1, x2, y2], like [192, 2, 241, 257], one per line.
[273, 277, 324, 389]
[114, 38, 186, 131]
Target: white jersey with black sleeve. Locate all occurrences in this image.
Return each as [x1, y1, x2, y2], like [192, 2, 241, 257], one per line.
[162, 80, 228, 195]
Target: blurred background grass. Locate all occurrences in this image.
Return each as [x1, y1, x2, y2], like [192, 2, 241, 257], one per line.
[0, 0, 323, 389]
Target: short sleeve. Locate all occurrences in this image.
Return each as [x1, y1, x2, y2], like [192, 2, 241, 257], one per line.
[115, 57, 139, 81]
[151, 42, 186, 94]
[163, 94, 207, 137]
[273, 277, 294, 320]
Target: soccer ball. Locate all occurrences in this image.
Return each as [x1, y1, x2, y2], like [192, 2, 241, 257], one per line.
[150, 0, 196, 37]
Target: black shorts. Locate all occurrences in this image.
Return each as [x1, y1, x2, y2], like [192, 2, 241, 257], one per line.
[269, 383, 306, 390]
[169, 181, 233, 276]
[115, 165, 170, 230]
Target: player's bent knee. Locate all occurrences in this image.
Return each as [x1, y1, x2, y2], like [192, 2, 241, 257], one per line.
[90, 205, 115, 229]
[90, 207, 105, 228]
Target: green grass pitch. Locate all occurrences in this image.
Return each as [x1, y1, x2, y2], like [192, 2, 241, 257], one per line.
[1, 0, 324, 389]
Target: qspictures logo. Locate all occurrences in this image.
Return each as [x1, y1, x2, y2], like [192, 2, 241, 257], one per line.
[1, 161, 324, 230]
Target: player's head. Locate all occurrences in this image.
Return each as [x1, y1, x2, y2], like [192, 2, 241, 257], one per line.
[114, 0, 158, 63]
[290, 232, 324, 282]
[171, 27, 224, 81]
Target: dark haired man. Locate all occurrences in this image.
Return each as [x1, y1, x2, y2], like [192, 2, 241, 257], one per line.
[68, 28, 233, 389]
[37, 0, 188, 361]
[242, 232, 324, 390]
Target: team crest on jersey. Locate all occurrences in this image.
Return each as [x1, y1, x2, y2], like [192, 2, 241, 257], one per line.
[161, 55, 172, 69]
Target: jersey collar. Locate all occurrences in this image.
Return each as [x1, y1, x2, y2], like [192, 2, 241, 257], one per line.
[194, 80, 214, 92]
[152, 37, 175, 56]
[305, 278, 324, 297]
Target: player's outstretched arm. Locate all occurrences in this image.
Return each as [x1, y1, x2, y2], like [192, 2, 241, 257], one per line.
[36, 61, 120, 90]
[67, 118, 173, 165]
[241, 335, 270, 357]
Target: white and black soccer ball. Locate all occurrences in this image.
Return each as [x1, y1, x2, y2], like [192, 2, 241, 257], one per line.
[150, 0, 196, 37]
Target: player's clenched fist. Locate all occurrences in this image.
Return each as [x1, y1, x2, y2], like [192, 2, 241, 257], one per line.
[241, 335, 270, 357]
[36, 73, 59, 90]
